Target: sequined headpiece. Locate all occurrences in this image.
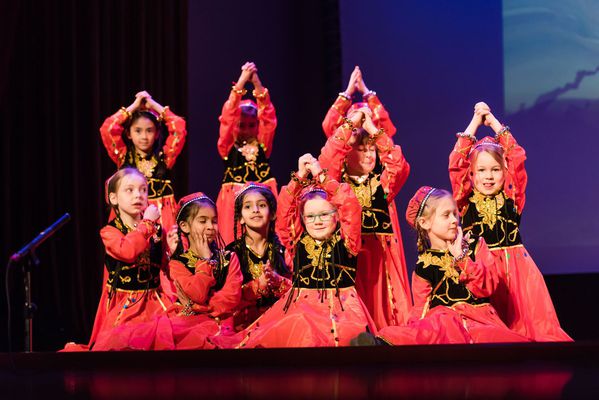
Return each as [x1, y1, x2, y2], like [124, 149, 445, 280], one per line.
[234, 182, 272, 202]
[469, 136, 503, 156]
[405, 186, 437, 228]
[176, 192, 215, 222]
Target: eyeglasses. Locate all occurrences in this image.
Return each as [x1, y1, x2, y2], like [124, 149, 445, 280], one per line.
[303, 209, 337, 224]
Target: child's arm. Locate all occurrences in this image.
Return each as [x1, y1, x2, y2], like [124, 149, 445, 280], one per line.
[159, 108, 187, 169]
[324, 176, 362, 256]
[99, 109, 130, 167]
[322, 95, 353, 138]
[209, 252, 243, 317]
[376, 132, 410, 202]
[457, 238, 498, 298]
[318, 123, 354, 181]
[100, 221, 156, 263]
[408, 272, 432, 322]
[449, 112, 482, 210]
[251, 71, 277, 158]
[217, 89, 243, 159]
[496, 128, 528, 212]
[170, 258, 216, 305]
[275, 178, 304, 255]
[365, 94, 397, 137]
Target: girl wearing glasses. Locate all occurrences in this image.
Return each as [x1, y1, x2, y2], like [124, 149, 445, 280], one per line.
[218, 154, 376, 348]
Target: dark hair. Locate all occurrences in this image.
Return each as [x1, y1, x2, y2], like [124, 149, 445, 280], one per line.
[173, 198, 224, 258]
[123, 110, 166, 158]
[106, 167, 147, 215]
[233, 187, 289, 280]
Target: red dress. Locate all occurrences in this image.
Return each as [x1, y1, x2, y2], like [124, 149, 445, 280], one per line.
[100, 107, 187, 232]
[215, 177, 376, 348]
[91, 249, 243, 351]
[216, 89, 278, 244]
[449, 132, 572, 341]
[319, 124, 412, 328]
[378, 239, 529, 344]
[322, 93, 397, 138]
[62, 216, 172, 351]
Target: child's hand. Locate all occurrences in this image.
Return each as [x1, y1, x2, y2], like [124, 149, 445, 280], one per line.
[191, 232, 212, 260]
[307, 159, 323, 178]
[250, 67, 264, 92]
[126, 94, 145, 114]
[448, 226, 464, 259]
[355, 67, 369, 95]
[347, 108, 365, 127]
[143, 204, 160, 222]
[235, 62, 257, 90]
[363, 112, 378, 136]
[166, 225, 179, 256]
[344, 66, 360, 96]
[297, 153, 317, 179]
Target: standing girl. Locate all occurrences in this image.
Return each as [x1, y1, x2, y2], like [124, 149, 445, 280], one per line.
[63, 168, 172, 351]
[448, 102, 571, 341]
[217, 62, 278, 244]
[376, 186, 529, 345]
[224, 155, 376, 348]
[322, 66, 396, 138]
[319, 108, 411, 328]
[100, 90, 187, 232]
[225, 182, 291, 332]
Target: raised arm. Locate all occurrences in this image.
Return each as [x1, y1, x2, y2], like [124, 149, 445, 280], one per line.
[100, 221, 156, 263]
[251, 69, 277, 158]
[375, 130, 410, 202]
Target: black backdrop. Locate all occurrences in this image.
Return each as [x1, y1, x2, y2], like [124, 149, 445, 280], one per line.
[1, 0, 189, 351]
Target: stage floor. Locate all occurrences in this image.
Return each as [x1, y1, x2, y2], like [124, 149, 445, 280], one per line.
[1, 341, 598, 399]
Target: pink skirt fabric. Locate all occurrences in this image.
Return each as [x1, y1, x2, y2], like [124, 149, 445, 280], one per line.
[355, 234, 412, 329]
[213, 287, 377, 348]
[489, 246, 572, 341]
[62, 287, 172, 352]
[378, 303, 530, 345]
[91, 311, 221, 351]
[216, 179, 278, 245]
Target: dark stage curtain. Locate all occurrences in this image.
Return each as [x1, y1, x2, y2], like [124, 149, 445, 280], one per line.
[0, 0, 188, 351]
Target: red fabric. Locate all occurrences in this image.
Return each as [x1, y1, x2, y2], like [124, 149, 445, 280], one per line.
[378, 240, 529, 345]
[216, 179, 278, 245]
[318, 128, 411, 328]
[214, 287, 377, 348]
[322, 95, 397, 138]
[449, 132, 570, 341]
[62, 223, 172, 352]
[276, 177, 362, 258]
[217, 89, 277, 159]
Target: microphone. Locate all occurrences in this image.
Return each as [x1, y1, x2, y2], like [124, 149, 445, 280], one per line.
[10, 213, 71, 263]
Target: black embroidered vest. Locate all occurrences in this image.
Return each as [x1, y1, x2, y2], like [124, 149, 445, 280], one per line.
[415, 249, 488, 309]
[344, 172, 393, 235]
[122, 149, 174, 199]
[171, 249, 232, 293]
[293, 230, 357, 289]
[104, 217, 162, 291]
[461, 190, 522, 249]
[222, 143, 274, 184]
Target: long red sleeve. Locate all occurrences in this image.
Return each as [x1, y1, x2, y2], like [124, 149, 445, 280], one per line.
[256, 90, 277, 158]
[322, 96, 352, 138]
[209, 253, 243, 317]
[100, 109, 129, 167]
[459, 238, 498, 299]
[366, 95, 397, 137]
[275, 180, 304, 253]
[409, 273, 432, 322]
[497, 131, 528, 212]
[169, 258, 216, 305]
[325, 178, 362, 256]
[376, 134, 410, 202]
[318, 124, 354, 180]
[161, 108, 187, 169]
[448, 136, 477, 211]
[100, 222, 156, 263]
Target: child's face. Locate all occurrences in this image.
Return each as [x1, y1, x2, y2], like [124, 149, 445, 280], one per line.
[240, 191, 271, 232]
[180, 205, 218, 244]
[127, 116, 157, 154]
[346, 142, 377, 176]
[472, 151, 505, 196]
[302, 198, 338, 241]
[421, 196, 459, 245]
[109, 174, 148, 219]
[237, 112, 258, 143]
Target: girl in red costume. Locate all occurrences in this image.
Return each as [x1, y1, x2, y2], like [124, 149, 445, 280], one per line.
[91, 193, 243, 350]
[224, 182, 291, 332]
[100, 90, 187, 232]
[322, 66, 396, 138]
[63, 168, 172, 351]
[221, 155, 376, 348]
[217, 62, 278, 244]
[448, 102, 571, 341]
[319, 107, 411, 328]
[375, 186, 529, 345]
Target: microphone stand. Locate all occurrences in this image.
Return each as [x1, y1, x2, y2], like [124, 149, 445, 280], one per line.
[9, 213, 71, 352]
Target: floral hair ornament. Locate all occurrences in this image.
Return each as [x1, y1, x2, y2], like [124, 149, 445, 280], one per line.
[405, 186, 437, 229]
[176, 192, 215, 222]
